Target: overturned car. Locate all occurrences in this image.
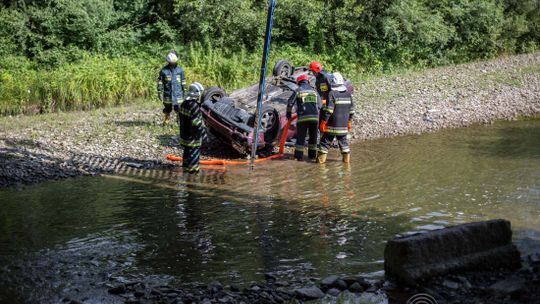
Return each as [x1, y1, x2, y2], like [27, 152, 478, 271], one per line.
[200, 60, 353, 155]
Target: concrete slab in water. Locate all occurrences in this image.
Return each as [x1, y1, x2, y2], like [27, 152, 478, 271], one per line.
[384, 219, 521, 285]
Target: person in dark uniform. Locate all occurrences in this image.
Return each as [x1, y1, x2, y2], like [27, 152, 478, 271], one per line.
[309, 61, 332, 105]
[286, 74, 322, 161]
[178, 82, 205, 173]
[157, 50, 187, 125]
[318, 72, 355, 164]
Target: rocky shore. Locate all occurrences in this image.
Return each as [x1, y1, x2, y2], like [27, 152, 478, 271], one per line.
[1, 52, 540, 188]
[54, 251, 538, 304]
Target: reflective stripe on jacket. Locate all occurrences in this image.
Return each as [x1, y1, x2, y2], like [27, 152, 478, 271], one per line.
[157, 65, 186, 104]
[315, 70, 332, 102]
[286, 82, 322, 122]
[179, 98, 204, 148]
[322, 90, 354, 132]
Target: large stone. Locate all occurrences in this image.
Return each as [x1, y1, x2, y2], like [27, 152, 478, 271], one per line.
[294, 286, 325, 300]
[489, 277, 527, 295]
[321, 275, 339, 287]
[384, 219, 521, 285]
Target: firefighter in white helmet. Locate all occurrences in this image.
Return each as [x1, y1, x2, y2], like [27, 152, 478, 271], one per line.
[157, 50, 187, 125]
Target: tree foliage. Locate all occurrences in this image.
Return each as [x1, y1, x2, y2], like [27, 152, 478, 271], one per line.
[0, 0, 539, 114]
[1, 0, 538, 67]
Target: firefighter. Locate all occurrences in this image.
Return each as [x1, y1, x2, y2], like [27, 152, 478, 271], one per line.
[157, 50, 187, 125]
[309, 61, 332, 105]
[286, 74, 322, 161]
[318, 72, 355, 164]
[178, 82, 205, 173]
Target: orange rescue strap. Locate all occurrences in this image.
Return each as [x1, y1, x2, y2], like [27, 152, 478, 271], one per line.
[167, 114, 298, 166]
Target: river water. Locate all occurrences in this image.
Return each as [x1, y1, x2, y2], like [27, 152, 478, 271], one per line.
[1, 119, 539, 302]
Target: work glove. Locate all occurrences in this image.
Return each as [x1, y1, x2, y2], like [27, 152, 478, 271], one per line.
[348, 120, 352, 132]
[286, 112, 291, 120]
[173, 104, 179, 112]
[320, 120, 327, 133]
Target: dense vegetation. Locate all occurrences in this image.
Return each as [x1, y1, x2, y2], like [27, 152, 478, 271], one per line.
[0, 0, 538, 115]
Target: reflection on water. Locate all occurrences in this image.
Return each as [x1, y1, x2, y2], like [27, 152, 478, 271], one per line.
[1, 119, 539, 301]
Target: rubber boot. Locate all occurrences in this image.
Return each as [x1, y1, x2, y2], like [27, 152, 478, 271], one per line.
[294, 150, 304, 161]
[164, 113, 172, 125]
[342, 153, 350, 163]
[317, 153, 327, 164]
[308, 149, 317, 161]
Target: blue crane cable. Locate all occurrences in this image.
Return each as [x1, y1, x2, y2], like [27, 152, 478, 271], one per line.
[250, 0, 276, 170]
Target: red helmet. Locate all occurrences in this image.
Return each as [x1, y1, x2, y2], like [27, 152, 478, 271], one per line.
[309, 61, 322, 73]
[296, 74, 309, 84]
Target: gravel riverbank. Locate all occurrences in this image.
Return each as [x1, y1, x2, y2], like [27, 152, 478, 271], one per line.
[1, 52, 539, 187]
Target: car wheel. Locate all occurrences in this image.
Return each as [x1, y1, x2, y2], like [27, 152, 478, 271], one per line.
[203, 86, 228, 103]
[272, 60, 292, 78]
[260, 105, 280, 144]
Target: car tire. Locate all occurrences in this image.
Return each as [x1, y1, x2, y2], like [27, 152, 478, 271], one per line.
[203, 86, 228, 103]
[272, 60, 292, 78]
[249, 105, 280, 146]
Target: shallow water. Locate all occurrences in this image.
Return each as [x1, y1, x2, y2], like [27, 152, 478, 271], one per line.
[1, 119, 539, 302]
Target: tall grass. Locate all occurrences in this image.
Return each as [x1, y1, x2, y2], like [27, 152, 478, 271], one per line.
[0, 44, 371, 115]
[0, 55, 158, 115]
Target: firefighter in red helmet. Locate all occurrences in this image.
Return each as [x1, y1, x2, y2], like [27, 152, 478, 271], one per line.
[309, 61, 332, 105]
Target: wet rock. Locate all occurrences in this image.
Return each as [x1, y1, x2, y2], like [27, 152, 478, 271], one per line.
[327, 288, 341, 297]
[528, 253, 540, 266]
[294, 286, 325, 300]
[264, 273, 277, 282]
[442, 279, 459, 289]
[321, 275, 339, 287]
[229, 285, 240, 292]
[334, 279, 348, 291]
[274, 281, 289, 287]
[489, 277, 526, 296]
[209, 281, 223, 294]
[108, 284, 127, 294]
[218, 295, 234, 303]
[150, 288, 162, 296]
[348, 282, 364, 293]
[341, 276, 360, 287]
[134, 291, 145, 297]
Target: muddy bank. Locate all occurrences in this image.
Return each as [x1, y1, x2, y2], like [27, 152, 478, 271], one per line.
[1, 52, 540, 187]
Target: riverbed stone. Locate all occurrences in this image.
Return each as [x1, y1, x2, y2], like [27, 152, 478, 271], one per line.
[348, 282, 364, 293]
[489, 277, 527, 296]
[321, 275, 339, 287]
[384, 219, 521, 285]
[107, 284, 126, 294]
[294, 286, 325, 300]
[327, 288, 341, 297]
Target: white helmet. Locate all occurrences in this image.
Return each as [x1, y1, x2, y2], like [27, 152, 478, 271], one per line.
[187, 82, 205, 100]
[331, 72, 347, 92]
[166, 52, 178, 64]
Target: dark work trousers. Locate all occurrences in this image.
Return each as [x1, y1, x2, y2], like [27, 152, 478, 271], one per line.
[319, 133, 350, 154]
[163, 101, 173, 114]
[295, 121, 319, 160]
[182, 146, 201, 173]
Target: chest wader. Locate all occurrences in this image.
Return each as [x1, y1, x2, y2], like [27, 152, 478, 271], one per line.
[179, 100, 203, 173]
